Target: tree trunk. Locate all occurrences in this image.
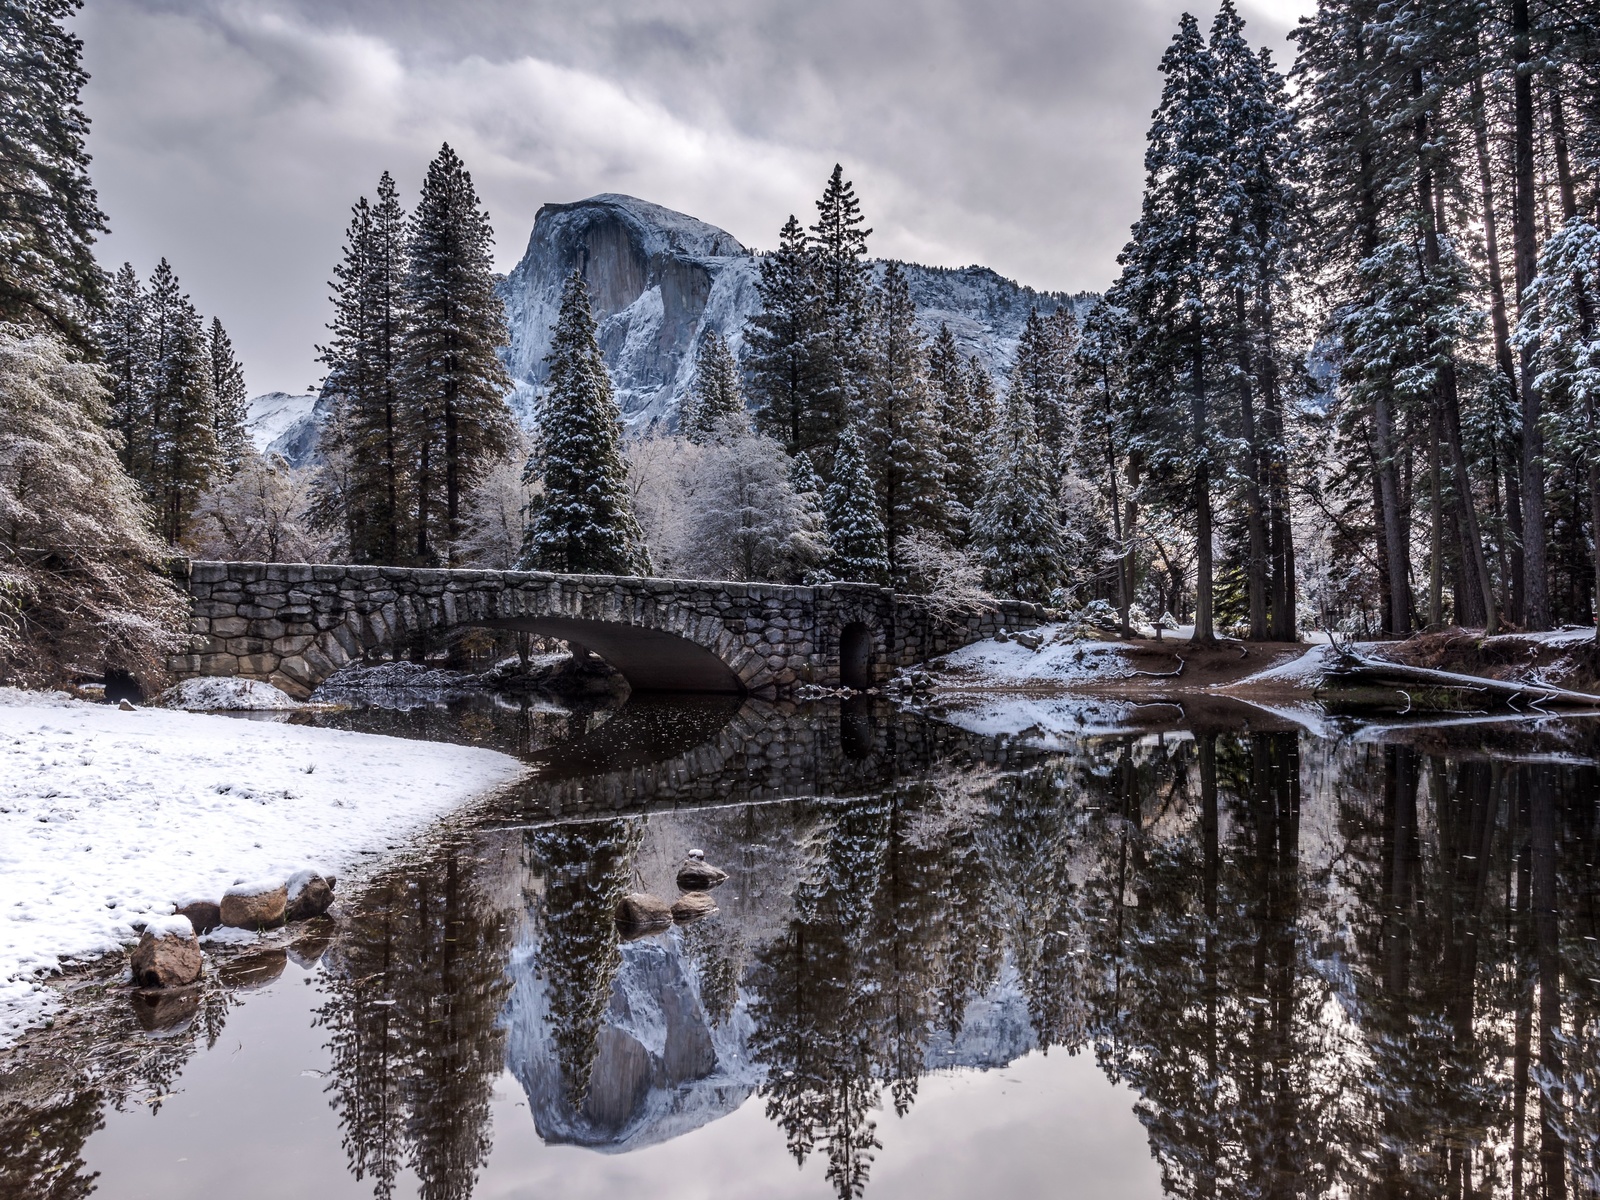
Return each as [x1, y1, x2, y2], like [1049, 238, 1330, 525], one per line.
[1192, 313, 1215, 645]
[1513, 0, 1550, 630]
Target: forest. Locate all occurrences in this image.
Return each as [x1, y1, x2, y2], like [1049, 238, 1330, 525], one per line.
[4, 0, 1600, 687]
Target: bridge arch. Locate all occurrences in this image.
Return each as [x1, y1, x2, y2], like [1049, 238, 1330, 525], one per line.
[172, 563, 1051, 699]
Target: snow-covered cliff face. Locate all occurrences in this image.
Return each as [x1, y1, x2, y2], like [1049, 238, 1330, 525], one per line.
[245, 391, 327, 467]
[497, 194, 1093, 431]
[498, 194, 756, 430]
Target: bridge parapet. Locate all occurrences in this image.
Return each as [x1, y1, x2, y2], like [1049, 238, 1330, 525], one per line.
[172, 561, 1050, 699]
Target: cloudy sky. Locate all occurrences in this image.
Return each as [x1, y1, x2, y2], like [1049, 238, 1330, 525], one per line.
[77, 0, 1311, 396]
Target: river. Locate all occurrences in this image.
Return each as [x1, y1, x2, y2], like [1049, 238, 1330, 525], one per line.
[5, 694, 1599, 1199]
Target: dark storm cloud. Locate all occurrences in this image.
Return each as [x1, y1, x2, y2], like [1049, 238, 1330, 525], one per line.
[76, 0, 1304, 394]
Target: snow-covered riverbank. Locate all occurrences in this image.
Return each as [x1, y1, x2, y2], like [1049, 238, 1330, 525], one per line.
[0, 688, 526, 1046]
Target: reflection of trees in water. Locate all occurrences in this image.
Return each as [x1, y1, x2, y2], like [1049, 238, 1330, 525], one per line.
[524, 818, 643, 1110]
[318, 847, 513, 1200]
[0, 1085, 102, 1200]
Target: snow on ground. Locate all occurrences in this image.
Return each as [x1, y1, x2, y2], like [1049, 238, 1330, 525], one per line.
[159, 677, 301, 711]
[0, 688, 525, 1046]
[1222, 643, 1340, 690]
[933, 626, 1133, 688]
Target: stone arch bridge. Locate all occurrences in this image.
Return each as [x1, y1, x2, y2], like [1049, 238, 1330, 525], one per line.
[173, 562, 1050, 699]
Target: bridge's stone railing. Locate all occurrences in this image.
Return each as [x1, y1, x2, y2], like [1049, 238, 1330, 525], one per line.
[171, 562, 1050, 699]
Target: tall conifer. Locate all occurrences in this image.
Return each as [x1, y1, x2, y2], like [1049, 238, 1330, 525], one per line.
[971, 388, 1066, 604]
[521, 272, 650, 575]
[747, 216, 833, 456]
[823, 424, 889, 584]
[209, 317, 250, 472]
[680, 328, 746, 442]
[0, 0, 106, 345]
[401, 145, 515, 565]
[98, 263, 146, 478]
[143, 259, 220, 544]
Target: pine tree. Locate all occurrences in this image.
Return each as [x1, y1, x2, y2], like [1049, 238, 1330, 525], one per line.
[521, 271, 651, 575]
[142, 259, 221, 544]
[1010, 308, 1075, 468]
[316, 174, 411, 564]
[809, 165, 874, 453]
[926, 324, 986, 541]
[98, 263, 146, 478]
[0, 0, 106, 346]
[746, 215, 834, 456]
[971, 387, 1067, 604]
[208, 318, 250, 472]
[823, 424, 888, 584]
[865, 263, 949, 581]
[401, 145, 515, 565]
[680, 328, 747, 442]
[1517, 216, 1600, 661]
[1113, 12, 1226, 643]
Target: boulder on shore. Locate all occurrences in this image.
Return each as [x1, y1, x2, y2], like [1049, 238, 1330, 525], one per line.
[221, 879, 288, 930]
[671, 892, 718, 923]
[174, 899, 222, 935]
[615, 893, 673, 937]
[130, 917, 202, 988]
[284, 869, 336, 922]
[676, 854, 729, 892]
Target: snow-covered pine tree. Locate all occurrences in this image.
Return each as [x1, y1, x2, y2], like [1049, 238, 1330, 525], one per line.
[1072, 299, 1139, 633]
[968, 356, 1000, 432]
[208, 317, 250, 472]
[1111, 12, 1226, 643]
[746, 215, 834, 456]
[1517, 216, 1600, 662]
[98, 263, 147, 479]
[823, 423, 888, 584]
[971, 385, 1067, 604]
[926, 324, 983, 540]
[142, 259, 221, 544]
[680, 328, 747, 442]
[400, 145, 515, 565]
[865, 262, 950, 582]
[1009, 309, 1074, 468]
[521, 271, 651, 575]
[809, 165, 874, 452]
[316, 174, 412, 564]
[0, 0, 106, 346]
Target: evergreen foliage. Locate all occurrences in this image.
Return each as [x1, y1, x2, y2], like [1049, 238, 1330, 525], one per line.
[864, 263, 949, 581]
[926, 324, 987, 540]
[401, 145, 516, 564]
[315, 173, 411, 564]
[746, 215, 833, 455]
[823, 424, 889, 584]
[208, 318, 250, 473]
[971, 386, 1066, 604]
[680, 328, 747, 442]
[142, 259, 223, 544]
[521, 271, 650, 575]
[0, 0, 105, 346]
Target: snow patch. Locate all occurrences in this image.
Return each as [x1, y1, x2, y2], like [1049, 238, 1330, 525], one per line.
[137, 914, 195, 940]
[0, 688, 525, 1046]
[160, 677, 301, 711]
[1225, 644, 1338, 690]
[933, 626, 1133, 688]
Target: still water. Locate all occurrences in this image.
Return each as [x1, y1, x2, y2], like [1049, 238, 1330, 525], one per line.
[6, 696, 1600, 1200]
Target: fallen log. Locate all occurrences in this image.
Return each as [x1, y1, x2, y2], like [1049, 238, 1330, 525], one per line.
[1329, 649, 1600, 708]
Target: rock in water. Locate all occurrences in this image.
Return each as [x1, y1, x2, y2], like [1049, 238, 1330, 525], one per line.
[130, 917, 202, 987]
[671, 892, 718, 923]
[283, 869, 335, 921]
[615, 893, 673, 937]
[174, 899, 222, 935]
[220, 878, 288, 930]
[676, 857, 729, 891]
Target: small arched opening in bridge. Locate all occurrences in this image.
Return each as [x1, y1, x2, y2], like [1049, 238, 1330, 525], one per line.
[840, 621, 873, 691]
[483, 616, 745, 695]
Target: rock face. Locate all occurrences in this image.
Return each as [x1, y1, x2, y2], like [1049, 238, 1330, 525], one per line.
[245, 391, 330, 468]
[220, 880, 287, 930]
[497, 193, 1092, 430]
[130, 919, 202, 988]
